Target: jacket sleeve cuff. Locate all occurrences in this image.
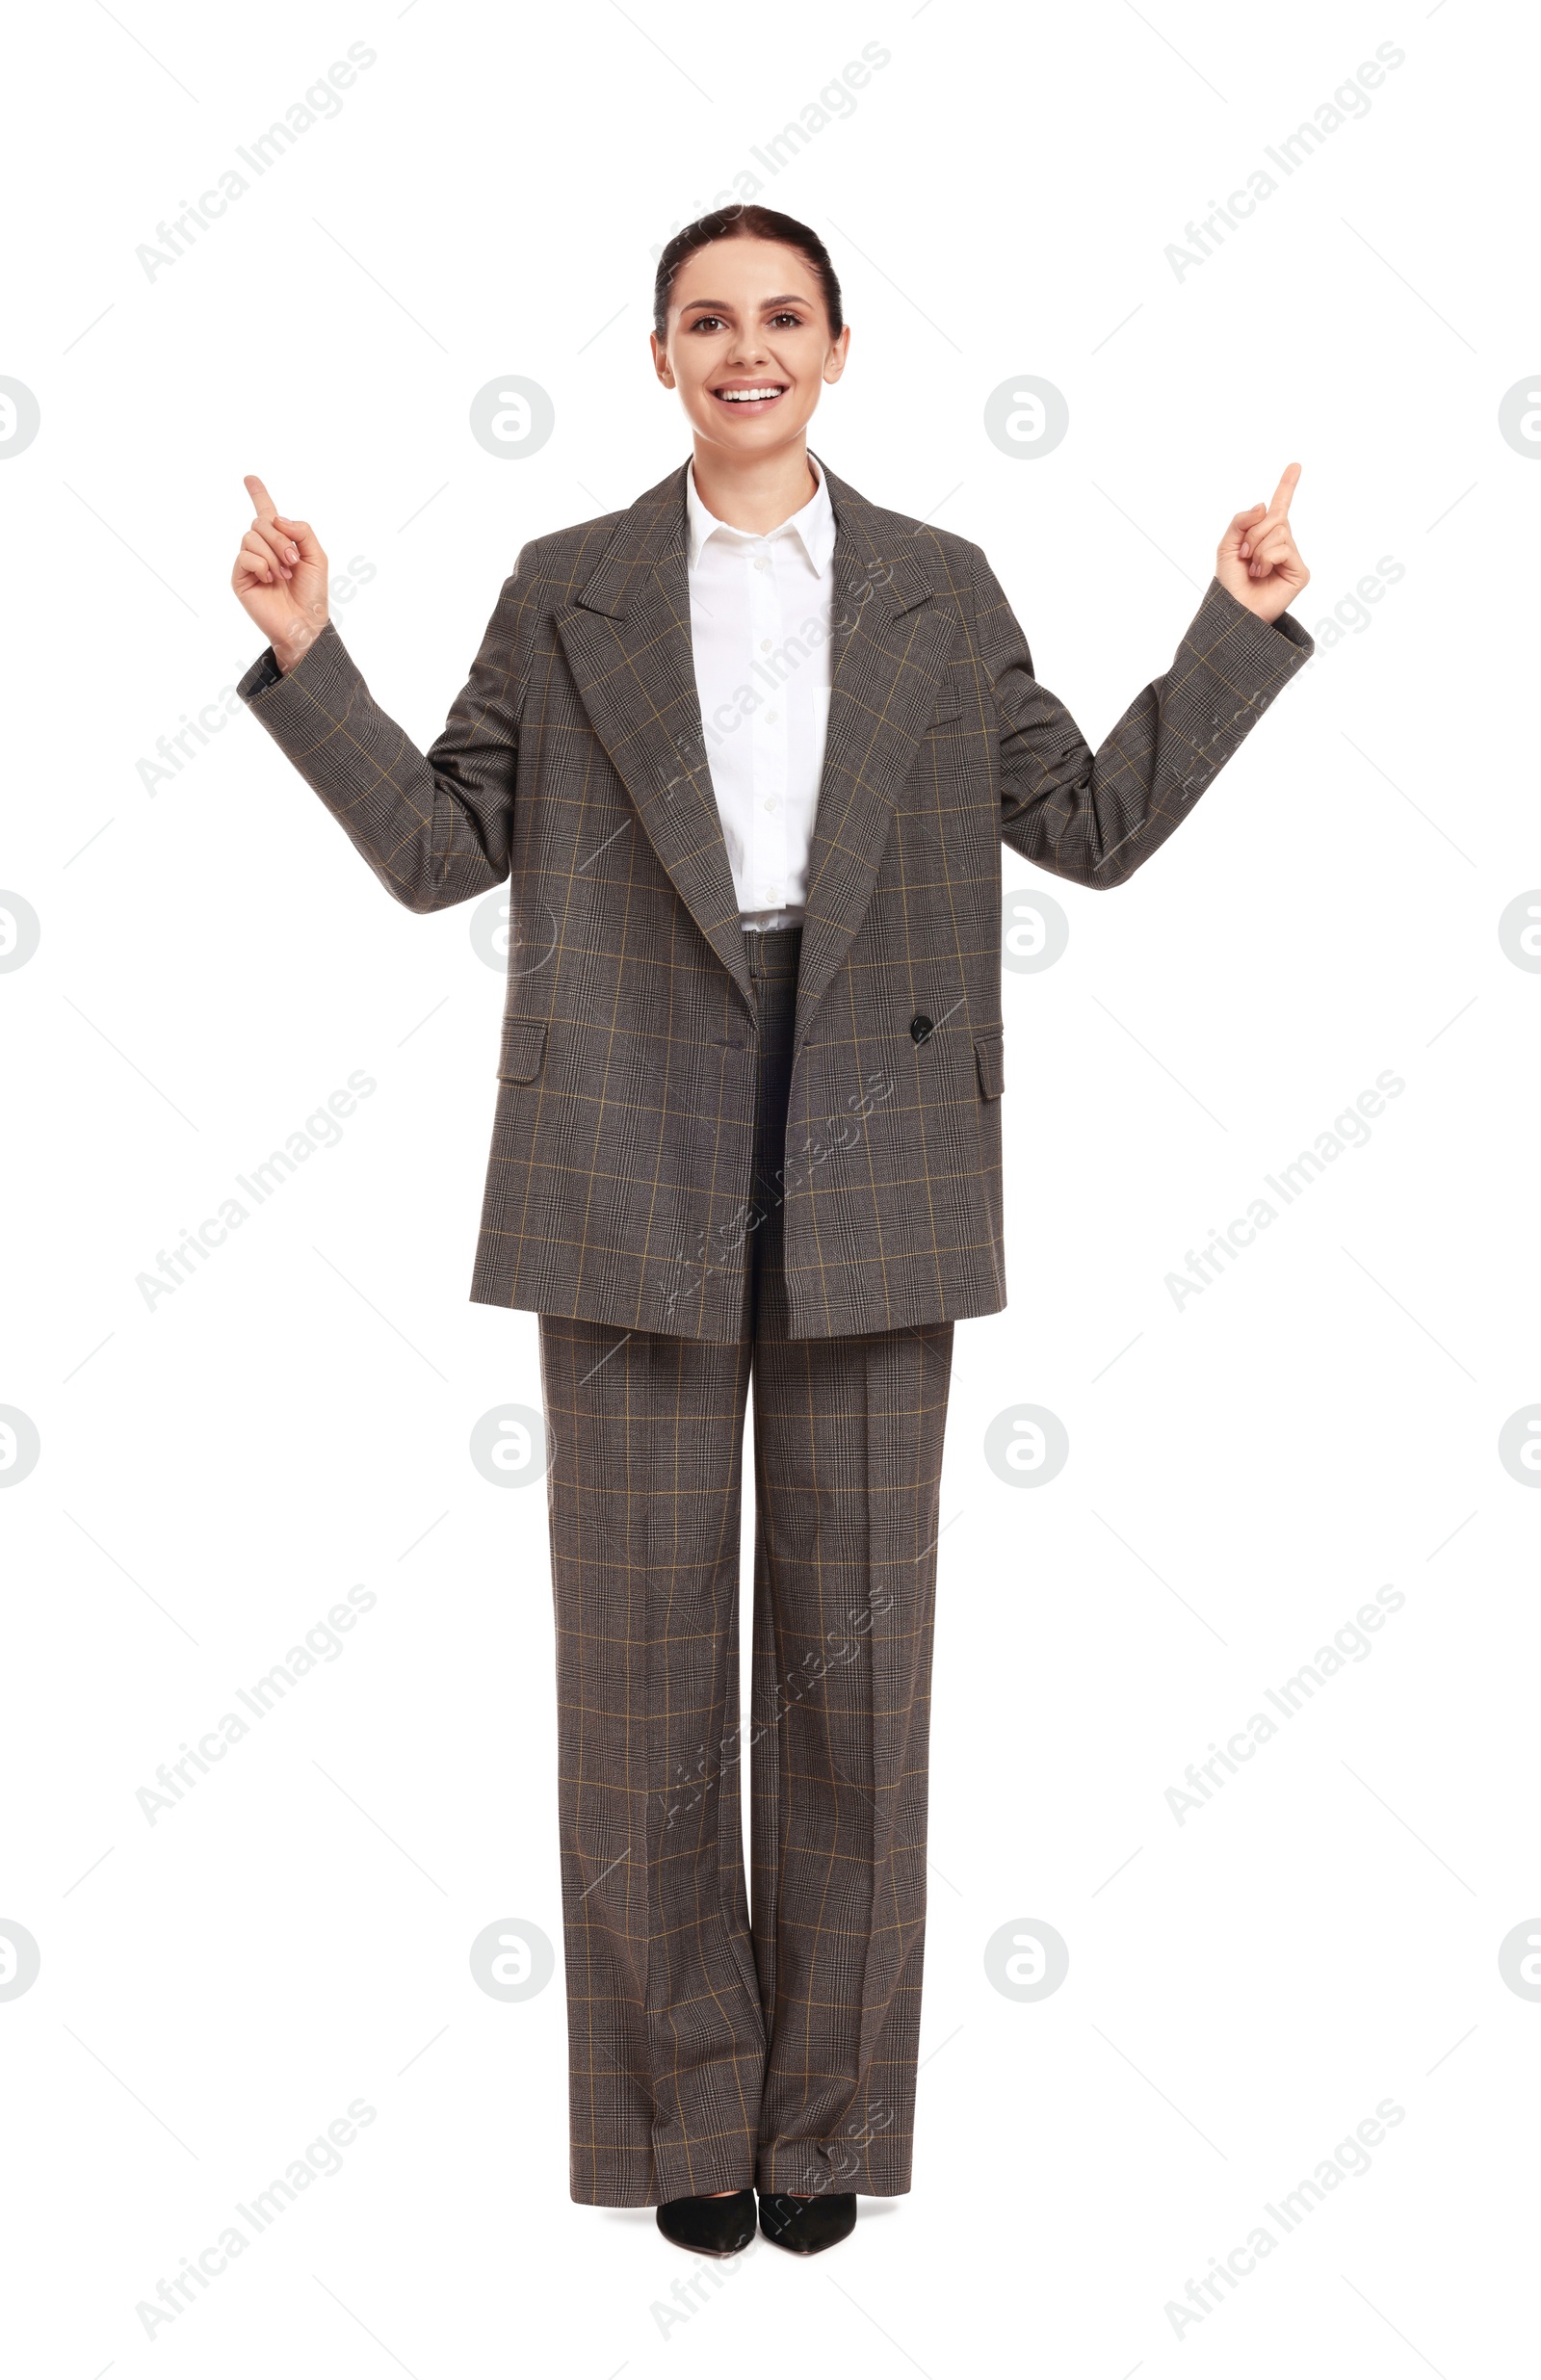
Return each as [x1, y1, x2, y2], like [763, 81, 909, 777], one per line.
[238, 645, 284, 699]
[1154, 577, 1314, 797]
[1189, 575, 1315, 693]
[236, 618, 369, 757]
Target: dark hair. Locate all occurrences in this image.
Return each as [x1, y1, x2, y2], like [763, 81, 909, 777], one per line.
[652, 204, 844, 341]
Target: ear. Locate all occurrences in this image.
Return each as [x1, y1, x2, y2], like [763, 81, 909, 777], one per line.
[823, 325, 851, 384]
[648, 330, 676, 390]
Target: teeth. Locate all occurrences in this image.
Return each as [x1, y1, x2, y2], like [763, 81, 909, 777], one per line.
[718, 387, 784, 401]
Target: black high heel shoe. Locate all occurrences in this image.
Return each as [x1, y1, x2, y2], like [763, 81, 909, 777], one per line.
[655, 2190, 757, 2255]
[757, 2190, 857, 2255]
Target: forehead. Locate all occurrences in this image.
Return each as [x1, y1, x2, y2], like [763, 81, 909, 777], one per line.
[668, 237, 823, 312]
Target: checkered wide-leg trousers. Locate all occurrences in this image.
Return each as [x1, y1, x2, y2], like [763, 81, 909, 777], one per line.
[536, 928, 955, 2204]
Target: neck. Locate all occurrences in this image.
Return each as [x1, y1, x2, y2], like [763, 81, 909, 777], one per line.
[690, 434, 819, 536]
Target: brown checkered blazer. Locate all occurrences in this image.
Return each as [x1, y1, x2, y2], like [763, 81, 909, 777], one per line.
[238, 456, 1312, 1340]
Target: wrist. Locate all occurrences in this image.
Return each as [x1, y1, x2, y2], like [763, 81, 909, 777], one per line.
[272, 618, 324, 674]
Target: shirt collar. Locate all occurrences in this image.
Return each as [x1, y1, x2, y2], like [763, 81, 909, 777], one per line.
[685, 454, 836, 577]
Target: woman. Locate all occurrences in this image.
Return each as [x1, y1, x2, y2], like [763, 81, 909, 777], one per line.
[232, 205, 1312, 2260]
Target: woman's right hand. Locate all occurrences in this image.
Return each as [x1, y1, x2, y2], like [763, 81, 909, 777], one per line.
[231, 474, 329, 672]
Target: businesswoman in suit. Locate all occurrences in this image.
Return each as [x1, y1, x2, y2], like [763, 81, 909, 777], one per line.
[232, 205, 1311, 2259]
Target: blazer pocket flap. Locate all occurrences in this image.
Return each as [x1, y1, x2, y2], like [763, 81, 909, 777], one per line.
[975, 1028, 1005, 1100]
[497, 1019, 547, 1083]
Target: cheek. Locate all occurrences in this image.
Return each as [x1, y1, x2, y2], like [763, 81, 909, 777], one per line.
[679, 346, 726, 391]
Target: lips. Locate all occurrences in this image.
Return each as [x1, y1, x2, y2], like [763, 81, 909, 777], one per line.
[710, 382, 789, 412]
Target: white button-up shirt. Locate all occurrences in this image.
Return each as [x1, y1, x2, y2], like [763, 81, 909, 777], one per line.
[685, 456, 836, 930]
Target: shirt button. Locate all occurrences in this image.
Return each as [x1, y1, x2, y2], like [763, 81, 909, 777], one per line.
[760, 639, 772, 653]
[764, 797, 779, 813]
[764, 710, 777, 724]
[753, 556, 769, 571]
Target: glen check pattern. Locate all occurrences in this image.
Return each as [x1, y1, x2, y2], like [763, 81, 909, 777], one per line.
[239, 458, 1313, 1342]
[538, 930, 955, 2205]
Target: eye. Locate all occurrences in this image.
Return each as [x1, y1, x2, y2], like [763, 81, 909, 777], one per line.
[769, 312, 804, 327]
[688, 313, 727, 332]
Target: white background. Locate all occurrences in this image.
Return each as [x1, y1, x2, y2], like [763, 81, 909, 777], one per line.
[3, 1, 1536, 2372]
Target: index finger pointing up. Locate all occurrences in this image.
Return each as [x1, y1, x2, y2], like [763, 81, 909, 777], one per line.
[1267, 461, 1302, 516]
[243, 472, 277, 520]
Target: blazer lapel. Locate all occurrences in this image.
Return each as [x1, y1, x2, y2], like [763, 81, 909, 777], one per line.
[553, 464, 754, 1013]
[793, 460, 956, 1051]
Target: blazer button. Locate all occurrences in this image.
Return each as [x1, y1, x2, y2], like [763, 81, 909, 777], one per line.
[910, 1013, 935, 1044]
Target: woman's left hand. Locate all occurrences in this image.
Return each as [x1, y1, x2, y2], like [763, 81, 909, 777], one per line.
[1215, 462, 1310, 624]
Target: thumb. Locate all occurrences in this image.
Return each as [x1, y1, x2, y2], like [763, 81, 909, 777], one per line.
[1218, 501, 1266, 557]
[273, 513, 324, 564]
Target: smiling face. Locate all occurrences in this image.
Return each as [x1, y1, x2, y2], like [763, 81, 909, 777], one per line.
[651, 236, 849, 462]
